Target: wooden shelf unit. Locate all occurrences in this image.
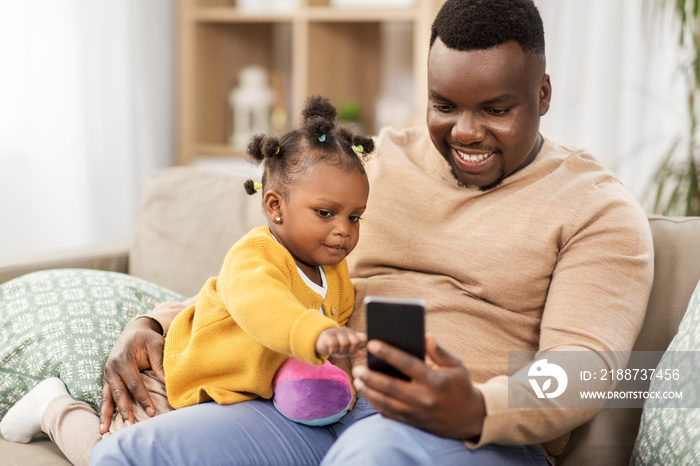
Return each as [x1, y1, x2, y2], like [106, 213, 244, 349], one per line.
[177, 0, 443, 164]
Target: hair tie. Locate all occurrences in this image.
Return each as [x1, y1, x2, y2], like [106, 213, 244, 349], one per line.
[352, 144, 364, 154]
[254, 182, 263, 192]
[318, 134, 326, 142]
[273, 146, 280, 155]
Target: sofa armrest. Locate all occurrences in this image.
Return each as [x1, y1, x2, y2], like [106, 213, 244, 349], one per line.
[0, 244, 129, 285]
[558, 215, 700, 465]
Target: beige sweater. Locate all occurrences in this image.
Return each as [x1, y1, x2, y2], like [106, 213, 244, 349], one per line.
[148, 126, 653, 461]
[346, 126, 654, 459]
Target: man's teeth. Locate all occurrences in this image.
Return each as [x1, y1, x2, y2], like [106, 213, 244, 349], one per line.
[457, 151, 493, 163]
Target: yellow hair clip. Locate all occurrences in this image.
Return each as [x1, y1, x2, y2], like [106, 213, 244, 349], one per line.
[254, 182, 263, 192]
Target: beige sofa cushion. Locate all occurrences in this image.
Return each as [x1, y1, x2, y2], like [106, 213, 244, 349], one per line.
[128, 166, 267, 297]
[635, 216, 700, 351]
[558, 215, 700, 465]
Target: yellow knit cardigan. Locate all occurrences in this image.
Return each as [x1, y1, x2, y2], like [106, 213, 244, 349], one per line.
[163, 226, 355, 409]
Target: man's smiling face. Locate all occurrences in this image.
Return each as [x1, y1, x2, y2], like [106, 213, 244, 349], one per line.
[426, 38, 551, 190]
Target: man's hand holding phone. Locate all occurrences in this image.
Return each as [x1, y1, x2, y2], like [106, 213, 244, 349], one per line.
[355, 296, 487, 440]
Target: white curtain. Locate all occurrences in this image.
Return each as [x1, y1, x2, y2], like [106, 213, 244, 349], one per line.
[535, 0, 685, 203]
[0, 0, 174, 260]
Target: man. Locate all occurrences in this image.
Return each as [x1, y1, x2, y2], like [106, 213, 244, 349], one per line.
[91, 0, 653, 464]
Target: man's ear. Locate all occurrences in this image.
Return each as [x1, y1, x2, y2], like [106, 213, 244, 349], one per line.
[263, 190, 284, 224]
[539, 73, 551, 116]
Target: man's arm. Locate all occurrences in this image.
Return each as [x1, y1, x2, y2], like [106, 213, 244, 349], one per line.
[99, 299, 192, 433]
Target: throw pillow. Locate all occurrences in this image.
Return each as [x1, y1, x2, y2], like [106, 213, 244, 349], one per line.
[0, 268, 184, 419]
[630, 277, 700, 465]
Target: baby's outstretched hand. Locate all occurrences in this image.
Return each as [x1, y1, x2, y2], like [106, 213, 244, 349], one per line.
[316, 327, 367, 357]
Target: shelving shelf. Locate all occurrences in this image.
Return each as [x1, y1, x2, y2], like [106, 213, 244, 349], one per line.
[178, 0, 443, 164]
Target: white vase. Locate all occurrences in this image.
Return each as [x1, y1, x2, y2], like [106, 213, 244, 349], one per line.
[229, 66, 273, 149]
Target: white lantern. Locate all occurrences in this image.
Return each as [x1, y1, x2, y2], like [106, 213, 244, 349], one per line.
[229, 66, 273, 149]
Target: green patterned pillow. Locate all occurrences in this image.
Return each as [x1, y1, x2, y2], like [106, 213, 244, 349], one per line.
[630, 278, 700, 465]
[0, 269, 184, 419]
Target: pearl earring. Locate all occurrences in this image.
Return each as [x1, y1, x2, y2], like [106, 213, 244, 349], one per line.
[275, 216, 281, 223]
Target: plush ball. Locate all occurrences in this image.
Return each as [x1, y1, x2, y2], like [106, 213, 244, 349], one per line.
[272, 356, 352, 426]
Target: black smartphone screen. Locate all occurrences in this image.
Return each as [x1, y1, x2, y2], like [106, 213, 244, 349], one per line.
[365, 296, 426, 381]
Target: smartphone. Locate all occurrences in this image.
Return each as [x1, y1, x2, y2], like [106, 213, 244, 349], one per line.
[364, 296, 426, 381]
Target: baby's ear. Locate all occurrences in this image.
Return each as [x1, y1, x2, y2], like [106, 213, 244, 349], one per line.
[263, 189, 284, 223]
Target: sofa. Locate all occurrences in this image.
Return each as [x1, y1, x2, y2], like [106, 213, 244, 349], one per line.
[1, 165, 699, 465]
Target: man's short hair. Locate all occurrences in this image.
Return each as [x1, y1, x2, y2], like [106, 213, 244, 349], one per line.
[430, 0, 545, 56]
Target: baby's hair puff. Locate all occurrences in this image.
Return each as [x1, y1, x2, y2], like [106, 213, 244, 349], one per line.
[244, 94, 375, 197]
[302, 95, 337, 146]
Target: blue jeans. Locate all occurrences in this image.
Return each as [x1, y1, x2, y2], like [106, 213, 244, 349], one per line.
[90, 396, 549, 465]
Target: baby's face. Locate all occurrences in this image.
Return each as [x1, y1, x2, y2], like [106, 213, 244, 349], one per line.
[276, 161, 369, 274]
